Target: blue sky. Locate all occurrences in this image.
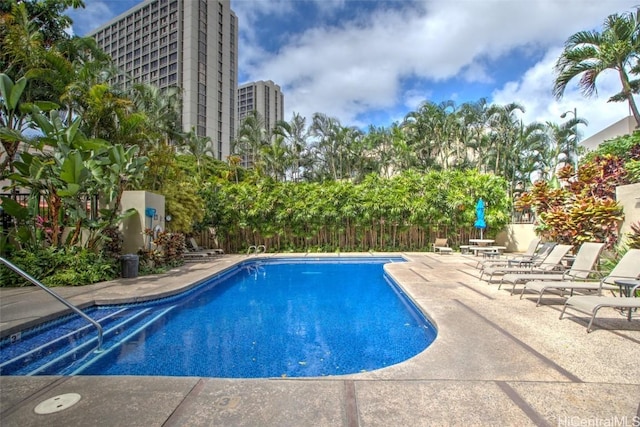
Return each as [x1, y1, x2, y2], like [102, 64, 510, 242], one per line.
[69, 0, 639, 140]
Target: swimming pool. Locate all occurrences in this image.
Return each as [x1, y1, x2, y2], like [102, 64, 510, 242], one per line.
[1, 257, 437, 377]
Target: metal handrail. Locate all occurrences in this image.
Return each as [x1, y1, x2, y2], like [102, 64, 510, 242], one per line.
[0, 256, 103, 353]
[246, 245, 266, 255]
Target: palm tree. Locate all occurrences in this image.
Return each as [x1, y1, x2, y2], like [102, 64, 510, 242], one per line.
[261, 135, 290, 181]
[486, 102, 525, 177]
[234, 110, 269, 169]
[554, 8, 640, 127]
[389, 122, 414, 173]
[130, 83, 183, 151]
[310, 113, 340, 180]
[182, 128, 214, 174]
[458, 98, 492, 171]
[0, 2, 46, 78]
[512, 121, 546, 189]
[537, 120, 584, 183]
[273, 113, 310, 181]
[402, 101, 446, 170]
[436, 100, 462, 169]
[363, 126, 394, 178]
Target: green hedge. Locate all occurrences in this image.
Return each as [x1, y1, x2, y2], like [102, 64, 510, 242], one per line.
[200, 170, 511, 252]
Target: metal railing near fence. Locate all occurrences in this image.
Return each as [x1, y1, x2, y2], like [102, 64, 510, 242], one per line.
[511, 209, 535, 224]
[0, 192, 99, 232]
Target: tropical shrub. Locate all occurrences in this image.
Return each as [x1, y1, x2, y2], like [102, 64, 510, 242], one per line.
[582, 132, 640, 185]
[626, 222, 640, 249]
[0, 247, 118, 287]
[138, 229, 185, 274]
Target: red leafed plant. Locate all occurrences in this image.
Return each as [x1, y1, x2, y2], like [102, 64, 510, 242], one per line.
[627, 222, 640, 249]
[515, 155, 626, 249]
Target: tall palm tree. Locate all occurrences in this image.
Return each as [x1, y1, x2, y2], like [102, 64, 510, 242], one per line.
[402, 101, 447, 170]
[363, 126, 394, 178]
[513, 121, 546, 189]
[130, 83, 183, 151]
[260, 135, 290, 181]
[437, 100, 462, 169]
[182, 128, 214, 175]
[554, 8, 640, 127]
[486, 102, 525, 177]
[458, 98, 492, 171]
[537, 121, 584, 183]
[273, 113, 309, 181]
[310, 113, 340, 180]
[234, 110, 269, 169]
[389, 122, 414, 173]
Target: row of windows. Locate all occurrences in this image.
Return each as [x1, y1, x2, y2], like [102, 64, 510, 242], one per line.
[130, 61, 178, 76]
[112, 44, 178, 67]
[96, 9, 178, 44]
[99, 30, 178, 55]
[137, 73, 178, 87]
[126, 0, 174, 21]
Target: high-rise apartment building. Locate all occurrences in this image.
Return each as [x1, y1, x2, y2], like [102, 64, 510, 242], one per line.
[238, 80, 285, 133]
[90, 0, 238, 160]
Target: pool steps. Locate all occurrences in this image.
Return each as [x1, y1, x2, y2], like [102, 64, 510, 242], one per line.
[0, 308, 129, 374]
[69, 305, 176, 375]
[27, 308, 154, 376]
[0, 306, 175, 376]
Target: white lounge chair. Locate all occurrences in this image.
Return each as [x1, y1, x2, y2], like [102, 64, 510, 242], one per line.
[522, 248, 640, 306]
[475, 237, 541, 269]
[559, 281, 640, 333]
[481, 244, 572, 283]
[499, 242, 605, 295]
[478, 242, 555, 279]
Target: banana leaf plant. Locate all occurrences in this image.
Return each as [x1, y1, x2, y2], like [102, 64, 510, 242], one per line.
[5, 105, 147, 251]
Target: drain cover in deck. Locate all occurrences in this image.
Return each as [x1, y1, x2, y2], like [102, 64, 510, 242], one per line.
[34, 393, 81, 414]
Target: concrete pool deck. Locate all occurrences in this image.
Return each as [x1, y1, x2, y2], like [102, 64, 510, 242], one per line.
[1, 252, 638, 426]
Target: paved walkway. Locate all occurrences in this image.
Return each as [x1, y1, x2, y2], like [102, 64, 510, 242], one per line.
[1, 253, 639, 426]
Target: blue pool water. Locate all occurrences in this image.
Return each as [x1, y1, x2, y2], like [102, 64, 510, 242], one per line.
[1, 257, 437, 378]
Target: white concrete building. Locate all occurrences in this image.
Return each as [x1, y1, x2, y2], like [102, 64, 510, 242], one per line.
[89, 0, 238, 160]
[580, 115, 636, 151]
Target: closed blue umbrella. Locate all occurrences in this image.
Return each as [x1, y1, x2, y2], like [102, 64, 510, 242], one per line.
[474, 198, 486, 239]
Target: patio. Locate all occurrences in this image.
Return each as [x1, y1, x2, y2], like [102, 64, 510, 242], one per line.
[1, 253, 638, 426]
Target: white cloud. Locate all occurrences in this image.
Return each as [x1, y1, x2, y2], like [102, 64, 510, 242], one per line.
[68, 2, 117, 35]
[238, 0, 637, 127]
[491, 48, 635, 140]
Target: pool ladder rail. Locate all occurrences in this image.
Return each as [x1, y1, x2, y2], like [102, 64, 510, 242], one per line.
[247, 244, 266, 255]
[0, 256, 104, 353]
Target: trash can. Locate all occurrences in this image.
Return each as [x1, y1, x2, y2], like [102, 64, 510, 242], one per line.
[120, 254, 139, 279]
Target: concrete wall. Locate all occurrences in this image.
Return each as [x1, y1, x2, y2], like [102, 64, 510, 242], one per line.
[616, 182, 640, 245]
[495, 224, 537, 253]
[120, 191, 165, 254]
